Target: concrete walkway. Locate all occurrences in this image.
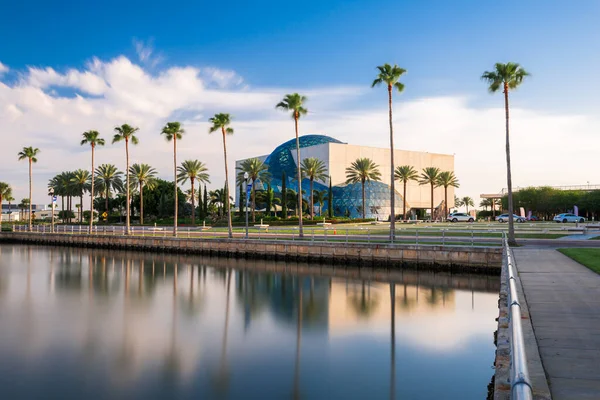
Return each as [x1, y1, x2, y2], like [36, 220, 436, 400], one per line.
[513, 248, 600, 400]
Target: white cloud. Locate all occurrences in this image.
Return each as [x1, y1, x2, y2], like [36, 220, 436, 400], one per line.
[1, 54, 598, 207]
[133, 38, 164, 67]
[0, 61, 8, 75]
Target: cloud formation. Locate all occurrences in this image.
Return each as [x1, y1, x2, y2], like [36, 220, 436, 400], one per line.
[0, 54, 598, 207]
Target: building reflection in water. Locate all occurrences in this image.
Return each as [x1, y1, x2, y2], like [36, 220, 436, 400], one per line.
[0, 245, 500, 399]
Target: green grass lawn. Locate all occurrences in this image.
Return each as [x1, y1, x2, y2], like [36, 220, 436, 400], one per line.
[558, 248, 600, 274]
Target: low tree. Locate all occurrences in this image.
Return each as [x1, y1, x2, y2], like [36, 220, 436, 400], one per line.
[236, 158, 270, 222]
[313, 189, 327, 217]
[461, 196, 475, 213]
[281, 171, 288, 219]
[345, 158, 382, 219]
[0, 182, 12, 225]
[300, 157, 327, 219]
[327, 177, 333, 218]
[418, 167, 441, 221]
[436, 171, 460, 221]
[177, 159, 209, 225]
[394, 165, 419, 220]
[129, 163, 157, 224]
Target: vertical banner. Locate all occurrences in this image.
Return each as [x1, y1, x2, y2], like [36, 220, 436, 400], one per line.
[527, 210, 532, 220]
[574, 205, 579, 216]
[519, 207, 525, 217]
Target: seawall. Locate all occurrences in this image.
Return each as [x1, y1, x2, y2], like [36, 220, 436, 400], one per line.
[0, 232, 502, 273]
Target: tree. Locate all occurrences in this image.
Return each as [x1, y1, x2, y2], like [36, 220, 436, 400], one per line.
[17, 146, 40, 231]
[281, 171, 288, 219]
[209, 113, 234, 238]
[5, 194, 14, 222]
[177, 160, 209, 225]
[454, 195, 463, 212]
[203, 185, 209, 218]
[129, 163, 157, 224]
[276, 93, 308, 236]
[345, 158, 382, 219]
[300, 157, 327, 219]
[95, 164, 124, 215]
[436, 171, 460, 221]
[71, 169, 92, 223]
[372, 63, 406, 239]
[260, 184, 279, 217]
[19, 198, 30, 221]
[313, 189, 327, 217]
[161, 122, 185, 235]
[80, 130, 105, 233]
[236, 158, 270, 222]
[112, 124, 140, 234]
[482, 62, 529, 245]
[238, 182, 245, 218]
[394, 165, 419, 221]
[327, 178, 334, 218]
[418, 167, 441, 221]
[480, 198, 492, 211]
[0, 182, 12, 226]
[461, 196, 475, 213]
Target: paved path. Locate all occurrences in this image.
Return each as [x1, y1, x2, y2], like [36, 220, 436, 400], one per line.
[513, 248, 600, 399]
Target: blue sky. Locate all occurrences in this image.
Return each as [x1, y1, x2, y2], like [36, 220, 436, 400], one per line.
[1, 0, 599, 204]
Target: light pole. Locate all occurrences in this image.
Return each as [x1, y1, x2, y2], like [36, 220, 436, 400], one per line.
[244, 172, 250, 239]
[48, 187, 55, 233]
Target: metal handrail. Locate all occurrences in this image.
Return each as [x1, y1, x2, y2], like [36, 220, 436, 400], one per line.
[504, 238, 533, 400]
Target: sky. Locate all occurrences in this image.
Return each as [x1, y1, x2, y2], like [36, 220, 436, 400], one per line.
[1, 0, 600, 207]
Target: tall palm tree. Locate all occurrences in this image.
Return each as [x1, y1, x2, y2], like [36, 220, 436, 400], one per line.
[71, 169, 91, 223]
[482, 62, 529, 245]
[17, 146, 40, 231]
[177, 160, 210, 225]
[436, 171, 460, 221]
[372, 64, 406, 239]
[95, 164, 124, 216]
[236, 158, 270, 222]
[80, 130, 105, 233]
[112, 124, 139, 234]
[313, 189, 327, 217]
[394, 165, 419, 221]
[300, 157, 327, 219]
[161, 122, 185, 236]
[418, 167, 441, 222]
[276, 93, 308, 236]
[209, 113, 234, 238]
[461, 196, 475, 214]
[129, 163, 157, 224]
[0, 182, 11, 226]
[345, 158, 382, 219]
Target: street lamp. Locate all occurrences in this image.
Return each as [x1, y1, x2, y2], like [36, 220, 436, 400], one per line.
[244, 172, 250, 239]
[48, 187, 55, 233]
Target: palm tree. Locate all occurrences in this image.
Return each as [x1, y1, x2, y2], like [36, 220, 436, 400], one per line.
[210, 188, 232, 218]
[5, 194, 14, 222]
[461, 196, 475, 214]
[482, 62, 529, 245]
[209, 113, 234, 238]
[129, 163, 157, 224]
[17, 146, 40, 231]
[492, 198, 501, 218]
[394, 165, 419, 221]
[418, 167, 441, 222]
[177, 160, 209, 225]
[276, 93, 308, 236]
[372, 64, 406, 239]
[95, 164, 124, 216]
[345, 158, 382, 219]
[436, 171, 460, 221]
[313, 189, 327, 217]
[480, 198, 491, 211]
[161, 122, 185, 235]
[80, 130, 105, 233]
[71, 169, 91, 223]
[236, 158, 270, 222]
[18, 198, 30, 221]
[112, 124, 139, 234]
[0, 182, 11, 226]
[454, 195, 463, 213]
[300, 158, 327, 219]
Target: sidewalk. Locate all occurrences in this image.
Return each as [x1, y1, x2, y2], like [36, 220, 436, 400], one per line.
[513, 248, 600, 399]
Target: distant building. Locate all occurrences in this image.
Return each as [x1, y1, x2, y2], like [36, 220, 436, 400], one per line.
[235, 135, 455, 219]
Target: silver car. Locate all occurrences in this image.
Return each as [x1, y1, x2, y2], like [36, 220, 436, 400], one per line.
[448, 213, 474, 223]
[553, 213, 585, 223]
[496, 214, 525, 223]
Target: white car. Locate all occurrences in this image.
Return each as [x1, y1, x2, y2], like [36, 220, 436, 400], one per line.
[496, 214, 525, 223]
[553, 213, 585, 223]
[447, 213, 474, 223]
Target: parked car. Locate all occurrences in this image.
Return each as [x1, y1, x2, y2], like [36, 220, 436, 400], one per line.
[527, 215, 540, 221]
[553, 213, 585, 223]
[447, 212, 474, 223]
[496, 214, 526, 223]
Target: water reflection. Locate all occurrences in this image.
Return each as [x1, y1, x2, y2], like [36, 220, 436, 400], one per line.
[0, 245, 499, 399]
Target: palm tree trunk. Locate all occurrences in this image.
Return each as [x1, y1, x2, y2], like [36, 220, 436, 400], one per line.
[191, 178, 195, 225]
[430, 183, 434, 222]
[362, 179, 366, 219]
[252, 186, 256, 223]
[294, 115, 304, 237]
[28, 158, 32, 231]
[222, 128, 233, 239]
[504, 83, 516, 245]
[139, 182, 144, 225]
[105, 184, 109, 218]
[403, 181, 407, 221]
[80, 194, 83, 223]
[387, 85, 396, 241]
[125, 139, 130, 235]
[310, 178, 314, 219]
[173, 136, 178, 237]
[89, 145, 95, 233]
[444, 187, 448, 221]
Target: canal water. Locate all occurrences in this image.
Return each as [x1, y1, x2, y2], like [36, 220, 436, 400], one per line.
[0, 245, 500, 399]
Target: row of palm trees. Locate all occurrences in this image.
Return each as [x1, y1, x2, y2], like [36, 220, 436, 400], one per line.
[11, 61, 526, 243]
